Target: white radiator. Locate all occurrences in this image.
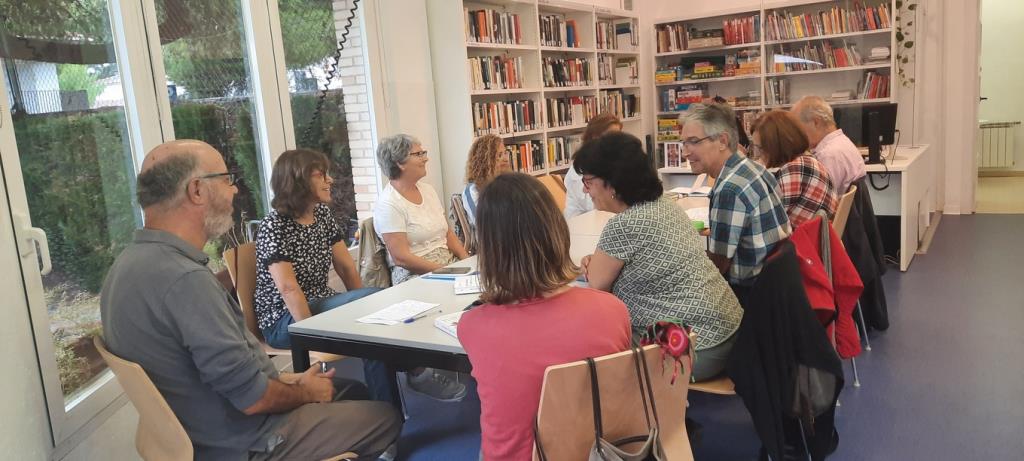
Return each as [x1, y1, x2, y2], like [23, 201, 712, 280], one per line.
[979, 121, 1020, 168]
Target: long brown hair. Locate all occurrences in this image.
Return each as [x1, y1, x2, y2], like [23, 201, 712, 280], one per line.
[476, 173, 578, 304]
[751, 110, 810, 168]
[270, 149, 331, 218]
[582, 112, 623, 142]
[465, 134, 504, 189]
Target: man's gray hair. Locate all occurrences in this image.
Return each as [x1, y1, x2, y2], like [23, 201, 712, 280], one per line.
[795, 96, 836, 126]
[682, 103, 739, 152]
[376, 134, 420, 179]
[136, 153, 200, 209]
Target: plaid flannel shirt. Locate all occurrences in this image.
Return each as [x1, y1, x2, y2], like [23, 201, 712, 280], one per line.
[774, 155, 839, 228]
[709, 152, 792, 285]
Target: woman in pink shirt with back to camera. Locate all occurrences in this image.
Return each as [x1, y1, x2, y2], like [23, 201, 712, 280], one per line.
[458, 172, 632, 460]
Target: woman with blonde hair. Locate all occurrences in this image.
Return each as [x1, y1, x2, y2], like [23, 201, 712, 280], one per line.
[462, 134, 511, 227]
[458, 173, 631, 460]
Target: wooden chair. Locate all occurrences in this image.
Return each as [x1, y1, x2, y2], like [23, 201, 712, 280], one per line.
[536, 174, 567, 211]
[831, 185, 858, 236]
[95, 336, 193, 461]
[449, 194, 477, 254]
[223, 243, 343, 363]
[534, 345, 693, 460]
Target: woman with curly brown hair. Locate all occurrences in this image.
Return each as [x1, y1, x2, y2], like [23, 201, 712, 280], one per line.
[462, 134, 511, 227]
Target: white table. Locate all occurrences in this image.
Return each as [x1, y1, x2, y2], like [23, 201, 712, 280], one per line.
[657, 145, 935, 271]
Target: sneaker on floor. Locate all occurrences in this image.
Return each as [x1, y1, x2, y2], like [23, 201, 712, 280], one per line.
[376, 442, 398, 461]
[406, 368, 467, 402]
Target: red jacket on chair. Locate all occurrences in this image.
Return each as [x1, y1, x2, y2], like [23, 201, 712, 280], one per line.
[790, 216, 864, 359]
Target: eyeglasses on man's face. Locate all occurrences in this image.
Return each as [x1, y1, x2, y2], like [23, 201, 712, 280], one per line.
[681, 135, 715, 149]
[408, 150, 429, 158]
[197, 170, 240, 186]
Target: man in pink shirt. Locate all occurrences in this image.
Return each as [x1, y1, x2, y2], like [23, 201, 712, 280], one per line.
[792, 96, 867, 194]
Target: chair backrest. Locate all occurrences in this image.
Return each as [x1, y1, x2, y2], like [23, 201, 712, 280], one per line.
[222, 242, 262, 340]
[449, 193, 477, 254]
[536, 174, 567, 211]
[535, 345, 693, 460]
[831, 185, 858, 236]
[94, 336, 193, 461]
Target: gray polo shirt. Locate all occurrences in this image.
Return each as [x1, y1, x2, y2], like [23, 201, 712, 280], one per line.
[101, 229, 283, 458]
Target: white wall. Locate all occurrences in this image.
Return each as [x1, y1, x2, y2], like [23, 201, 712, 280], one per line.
[979, 0, 1024, 171]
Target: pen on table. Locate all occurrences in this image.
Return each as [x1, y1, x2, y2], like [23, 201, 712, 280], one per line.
[403, 309, 441, 324]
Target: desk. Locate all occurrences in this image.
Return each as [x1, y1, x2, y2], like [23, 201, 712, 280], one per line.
[658, 145, 935, 271]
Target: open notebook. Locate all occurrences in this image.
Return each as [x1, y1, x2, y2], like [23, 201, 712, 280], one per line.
[667, 173, 711, 196]
[434, 311, 464, 338]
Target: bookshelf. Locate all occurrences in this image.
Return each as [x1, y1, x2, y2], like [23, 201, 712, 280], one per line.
[652, 0, 897, 169]
[427, 0, 643, 183]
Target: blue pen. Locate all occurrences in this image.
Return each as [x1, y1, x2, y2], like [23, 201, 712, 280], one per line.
[403, 310, 439, 324]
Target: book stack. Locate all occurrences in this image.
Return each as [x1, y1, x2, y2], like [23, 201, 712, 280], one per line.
[689, 60, 724, 80]
[660, 84, 704, 112]
[547, 134, 583, 169]
[859, 71, 890, 99]
[865, 46, 890, 64]
[542, 57, 593, 87]
[769, 41, 863, 73]
[725, 49, 761, 76]
[507, 140, 545, 173]
[545, 95, 598, 128]
[657, 118, 682, 142]
[722, 15, 760, 45]
[598, 90, 638, 119]
[597, 19, 638, 51]
[465, 8, 522, 45]
[467, 55, 524, 91]
[764, 3, 891, 41]
[765, 78, 789, 106]
[472, 99, 539, 136]
[614, 58, 638, 85]
[655, 68, 677, 83]
[687, 29, 725, 49]
[656, 23, 687, 53]
[540, 14, 580, 48]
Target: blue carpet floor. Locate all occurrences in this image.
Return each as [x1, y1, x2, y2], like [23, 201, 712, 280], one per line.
[338, 214, 1024, 460]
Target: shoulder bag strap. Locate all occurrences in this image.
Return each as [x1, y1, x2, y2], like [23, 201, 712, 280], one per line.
[635, 345, 661, 426]
[629, 343, 654, 429]
[534, 419, 549, 461]
[587, 357, 605, 445]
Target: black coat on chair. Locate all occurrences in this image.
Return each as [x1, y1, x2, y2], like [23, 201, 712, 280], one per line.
[842, 177, 889, 331]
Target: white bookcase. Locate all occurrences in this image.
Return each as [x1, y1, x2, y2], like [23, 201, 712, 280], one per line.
[427, 0, 644, 191]
[652, 0, 897, 175]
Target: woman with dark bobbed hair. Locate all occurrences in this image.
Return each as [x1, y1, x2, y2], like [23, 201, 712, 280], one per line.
[574, 132, 743, 380]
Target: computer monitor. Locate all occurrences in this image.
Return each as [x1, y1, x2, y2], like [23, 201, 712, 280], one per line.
[833, 102, 897, 164]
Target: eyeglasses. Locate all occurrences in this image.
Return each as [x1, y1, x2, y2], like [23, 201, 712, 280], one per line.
[197, 170, 240, 186]
[581, 175, 598, 188]
[681, 135, 714, 149]
[408, 150, 428, 158]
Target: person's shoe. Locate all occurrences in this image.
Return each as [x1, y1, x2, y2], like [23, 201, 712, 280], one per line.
[406, 368, 467, 402]
[376, 442, 398, 461]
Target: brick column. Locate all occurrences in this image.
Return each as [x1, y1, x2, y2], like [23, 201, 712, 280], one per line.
[334, 0, 378, 221]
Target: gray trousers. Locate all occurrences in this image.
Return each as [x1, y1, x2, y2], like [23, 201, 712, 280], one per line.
[250, 378, 402, 461]
[691, 332, 738, 382]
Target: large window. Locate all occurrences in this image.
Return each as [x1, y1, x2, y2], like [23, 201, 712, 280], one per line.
[279, 0, 360, 244]
[1, 0, 137, 402]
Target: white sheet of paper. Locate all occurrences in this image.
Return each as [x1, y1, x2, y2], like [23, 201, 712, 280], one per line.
[355, 300, 440, 325]
[669, 185, 711, 196]
[453, 275, 482, 295]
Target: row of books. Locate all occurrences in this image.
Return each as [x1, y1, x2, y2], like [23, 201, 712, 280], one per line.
[508, 140, 545, 173]
[540, 14, 581, 48]
[472, 100, 540, 137]
[764, 3, 891, 41]
[656, 15, 760, 53]
[597, 56, 638, 86]
[598, 90, 639, 119]
[660, 84, 703, 112]
[545, 95, 599, 128]
[467, 55, 524, 91]
[721, 16, 760, 46]
[596, 20, 638, 51]
[859, 71, 891, 100]
[765, 78, 790, 106]
[547, 135, 582, 169]
[464, 8, 522, 45]
[542, 57, 593, 88]
[769, 42, 863, 73]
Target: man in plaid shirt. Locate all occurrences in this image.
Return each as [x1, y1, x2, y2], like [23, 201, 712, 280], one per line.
[681, 104, 792, 288]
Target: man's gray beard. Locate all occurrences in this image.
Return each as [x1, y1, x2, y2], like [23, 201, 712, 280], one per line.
[203, 209, 234, 239]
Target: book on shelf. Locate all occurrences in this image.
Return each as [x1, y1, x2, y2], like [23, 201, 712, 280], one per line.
[467, 55, 524, 91]
[472, 99, 539, 136]
[660, 84, 704, 112]
[859, 71, 890, 99]
[657, 118, 682, 142]
[547, 134, 582, 169]
[614, 57, 638, 85]
[434, 311, 464, 338]
[542, 57, 593, 87]
[508, 139, 545, 173]
[598, 89, 639, 119]
[656, 23, 687, 53]
[764, 2, 891, 41]
[597, 19, 638, 51]
[769, 40, 863, 73]
[597, 54, 614, 85]
[663, 142, 685, 168]
[545, 95, 598, 128]
[540, 14, 580, 48]
[765, 78, 790, 106]
[465, 8, 522, 45]
[722, 15, 760, 45]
